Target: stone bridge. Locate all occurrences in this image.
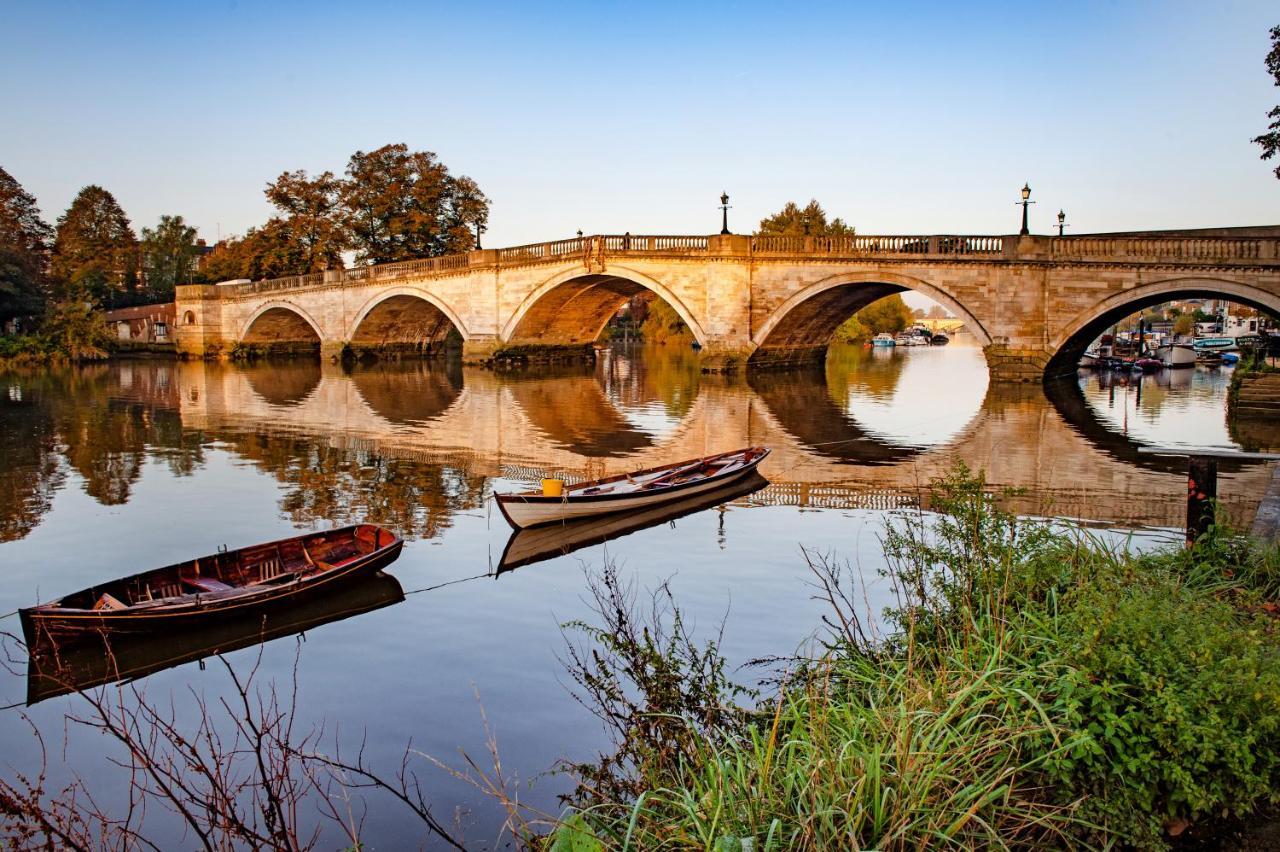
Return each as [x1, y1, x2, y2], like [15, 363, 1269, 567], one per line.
[174, 227, 1280, 381]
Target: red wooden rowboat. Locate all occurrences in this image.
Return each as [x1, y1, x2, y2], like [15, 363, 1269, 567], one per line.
[20, 524, 402, 646]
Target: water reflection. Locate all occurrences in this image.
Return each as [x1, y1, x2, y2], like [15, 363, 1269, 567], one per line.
[350, 360, 462, 425]
[2, 346, 1276, 847]
[1, 342, 1275, 545]
[500, 366, 660, 457]
[24, 571, 405, 704]
[241, 361, 322, 407]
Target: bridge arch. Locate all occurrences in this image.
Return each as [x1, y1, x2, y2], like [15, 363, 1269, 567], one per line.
[1046, 276, 1280, 373]
[347, 289, 468, 357]
[239, 302, 325, 355]
[501, 265, 708, 346]
[751, 270, 991, 366]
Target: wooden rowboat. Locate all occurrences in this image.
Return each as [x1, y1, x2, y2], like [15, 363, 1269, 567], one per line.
[494, 447, 770, 530]
[497, 471, 769, 573]
[20, 524, 403, 646]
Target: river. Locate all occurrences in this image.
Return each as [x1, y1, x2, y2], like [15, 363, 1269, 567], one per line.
[1, 336, 1276, 847]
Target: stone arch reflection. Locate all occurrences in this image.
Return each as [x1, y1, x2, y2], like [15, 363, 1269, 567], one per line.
[350, 360, 464, 425]
[501, 364, 657, 457]
[1041, 375, 1255, 476]
[747, 369, 921, 465]
[241, 361, 323, 408]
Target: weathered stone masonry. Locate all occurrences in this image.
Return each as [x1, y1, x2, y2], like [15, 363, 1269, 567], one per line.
[175, 228, 1280, 382]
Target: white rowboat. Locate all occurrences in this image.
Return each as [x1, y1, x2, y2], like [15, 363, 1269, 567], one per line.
[494, 447, 771, 529]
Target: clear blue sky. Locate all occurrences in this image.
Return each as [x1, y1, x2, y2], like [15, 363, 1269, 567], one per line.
[3, 1, 1277, 247]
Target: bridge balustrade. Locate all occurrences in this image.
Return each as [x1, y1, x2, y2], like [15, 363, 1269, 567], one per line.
[750, 234, 1004, 257]
[217, 231, 1277, 299]
[1050, 236, 1276, 263]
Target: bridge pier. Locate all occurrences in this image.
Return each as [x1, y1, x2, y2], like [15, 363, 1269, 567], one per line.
[983, 346, 1053, 383]
[698, 343, 758, 373]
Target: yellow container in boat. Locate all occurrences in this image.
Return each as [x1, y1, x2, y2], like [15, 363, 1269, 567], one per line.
[541, 478, 564, 497]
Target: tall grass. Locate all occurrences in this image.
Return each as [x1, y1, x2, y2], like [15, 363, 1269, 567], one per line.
[545, 465, 1280, 851]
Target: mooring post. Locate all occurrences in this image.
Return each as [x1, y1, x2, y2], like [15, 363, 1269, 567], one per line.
[1139, 447, 1280, 546]
[1186, 455, 1218, 545]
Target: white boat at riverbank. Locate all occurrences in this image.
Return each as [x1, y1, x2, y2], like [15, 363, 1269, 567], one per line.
[1155, 342, 1197, 369]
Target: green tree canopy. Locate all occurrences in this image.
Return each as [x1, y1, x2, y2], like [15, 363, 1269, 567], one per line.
[52, 185, 138, 303]
[757, 200, 854, 236]
[265, 169, 347, 272]
[342, 143, 490, 265]
[0, 166, 53, 323]
[856, 294, 914, 335]
[140, 214, 199, 298]
[1255, 25, 1280, 179]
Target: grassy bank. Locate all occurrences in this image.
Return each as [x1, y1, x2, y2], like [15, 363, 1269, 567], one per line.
[544, 467, 1280, 850]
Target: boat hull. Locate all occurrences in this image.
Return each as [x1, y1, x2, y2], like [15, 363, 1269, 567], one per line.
[21, 530, 403, 646]
[496, 450, 769, 529]
[1156, 343, 1197, 368]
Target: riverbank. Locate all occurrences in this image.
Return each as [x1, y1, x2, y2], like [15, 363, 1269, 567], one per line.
[543, 467, 1280, 851]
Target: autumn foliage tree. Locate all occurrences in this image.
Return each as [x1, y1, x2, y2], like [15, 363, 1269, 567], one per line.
[342, 143, 489, 265]
[0, 166, 53, 324]
[205, 144, 491, 280]
[264, 169, 347, 272]
[52, 185, 138, 304]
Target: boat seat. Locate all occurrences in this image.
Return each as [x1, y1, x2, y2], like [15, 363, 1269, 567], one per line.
[255, 558, 284, 582]
[182, 575, 233, 593]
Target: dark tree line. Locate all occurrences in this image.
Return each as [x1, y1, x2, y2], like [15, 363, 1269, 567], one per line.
[0, 144, 490, 344]
[1255, 25, 1280, 179]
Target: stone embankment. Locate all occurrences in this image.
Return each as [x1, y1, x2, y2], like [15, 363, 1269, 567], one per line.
[1234, 371, 1280, 418]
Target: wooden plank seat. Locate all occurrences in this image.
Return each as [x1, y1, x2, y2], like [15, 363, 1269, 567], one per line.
[182, 575, 233, 593]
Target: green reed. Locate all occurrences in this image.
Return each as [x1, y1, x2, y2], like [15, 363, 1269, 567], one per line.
[545, 465, 1280, 851]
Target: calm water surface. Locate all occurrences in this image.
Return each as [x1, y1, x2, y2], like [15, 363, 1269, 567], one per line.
[1, 338, 1276, 847]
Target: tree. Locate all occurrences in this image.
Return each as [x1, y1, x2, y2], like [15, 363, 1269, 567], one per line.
[264, 169, 347, 272]
[1255, 25, 1280, 179]
[0, 166, 53, 324]
[52, 185, 138, 303]
[140, 214, 199, 298]
[757, 200, 854, 236]
[855, 294, 914, 334]
[1173, 314, 1195, 336]
[341, 144, 490, 264]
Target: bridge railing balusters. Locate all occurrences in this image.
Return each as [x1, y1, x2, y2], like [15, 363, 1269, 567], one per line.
[219, 231, 1273, 298]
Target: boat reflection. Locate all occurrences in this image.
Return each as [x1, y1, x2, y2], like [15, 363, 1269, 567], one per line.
[496, 471, 768, 573]
[24, 571, 405, 705]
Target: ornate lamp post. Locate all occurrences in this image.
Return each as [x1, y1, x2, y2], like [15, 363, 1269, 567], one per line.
[474, 220, 485, 250]
[1057, 209, 1068, 237]
[719, 192, 732, 235]
[1017, 183, 1034, 235]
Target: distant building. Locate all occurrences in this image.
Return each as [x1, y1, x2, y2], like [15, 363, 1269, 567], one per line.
[102, 303, 175, 343]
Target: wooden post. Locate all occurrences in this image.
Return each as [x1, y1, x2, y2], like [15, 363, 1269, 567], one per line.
[1186, 455, 1218, 545]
